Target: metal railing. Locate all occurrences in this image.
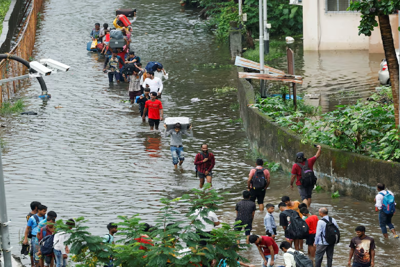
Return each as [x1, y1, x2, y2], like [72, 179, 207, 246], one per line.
[0, 0, 43, 104]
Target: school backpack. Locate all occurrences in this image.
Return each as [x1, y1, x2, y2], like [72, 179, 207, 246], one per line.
[380, 190, 396, 215]
[217, 259, 240, 267]
[296, 159, 317, 187]
[287, 250, 314, 267]
[283, 210, 309, 239]
[251, 168, 267, 190]
[122, 63, 139, 76]
[39, 234, 55, 255]
[27, 213, 40, 238]
[321, 216, 340, 245]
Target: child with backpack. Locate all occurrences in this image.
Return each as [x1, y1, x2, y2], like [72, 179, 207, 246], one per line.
[374, 183, 399, 239]
[247, 159, 270, 211]
[280, 241, 313, 267]
[279, 202, 309, 251]
[38, 216, 56, 267]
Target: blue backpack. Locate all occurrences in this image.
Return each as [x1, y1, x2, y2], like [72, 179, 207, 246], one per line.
[380, 190, 396, 215]
[217, 259, 240, 267]
[39, 234, 55, 255]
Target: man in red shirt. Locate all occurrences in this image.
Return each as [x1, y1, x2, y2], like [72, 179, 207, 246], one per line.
[194, 144, 215, 188]
[142, 92, 163, 130]
[290, 145, 322, 207]
[249, 235, 278, 267]
[301, 207, 318, 257]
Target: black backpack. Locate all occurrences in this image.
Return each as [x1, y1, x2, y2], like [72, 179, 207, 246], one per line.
[123, 63, 139, 76]
[322, 217, 340, 245]
[296, 159, 317, 187]
[283, 210, 309, 239]
[251, 168, 267, 190]
[287, 250, 314, 267]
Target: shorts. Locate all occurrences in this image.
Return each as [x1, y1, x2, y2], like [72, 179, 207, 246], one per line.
[306, 233, 315, 245]
[298, 185, 313, 200]
[148, 118, 160, 127]
[250, 188, 266, 204]
[129, 91, 141, 100]
[234, 222, 252, 236]
[198, 171, 212, 179]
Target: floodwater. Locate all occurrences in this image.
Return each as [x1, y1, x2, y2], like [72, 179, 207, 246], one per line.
[1, 0, 399, 266]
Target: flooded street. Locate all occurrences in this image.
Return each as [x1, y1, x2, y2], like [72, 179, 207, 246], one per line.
[2, 0, 400, 266]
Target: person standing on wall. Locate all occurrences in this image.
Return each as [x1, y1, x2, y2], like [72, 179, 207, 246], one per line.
[374, 183, 399, 239]
[247, 159, 270, 211]
[290, 145, 322, 207]
[194, 144, 215, 188]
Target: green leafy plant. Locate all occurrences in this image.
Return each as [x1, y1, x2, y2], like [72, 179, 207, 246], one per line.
[0, 99, 25, 115]
[331, 191, 340, 199]
[314, 185, 323, 193]
[0, 0, 11, 35]
[60, 185, 249, 267]
[263, 161, 281, 172]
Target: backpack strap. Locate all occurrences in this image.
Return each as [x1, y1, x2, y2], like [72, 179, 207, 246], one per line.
[107, 234, 112, 243]
[33, 214, 40, 224]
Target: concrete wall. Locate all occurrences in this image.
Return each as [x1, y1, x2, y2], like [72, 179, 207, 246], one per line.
[237, 70, 400, 201]
[369, 14, 399, 54]
[303, 0, 369, 51]
[0, 0, 24, 53]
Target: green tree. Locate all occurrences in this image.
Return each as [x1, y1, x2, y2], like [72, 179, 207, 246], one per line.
[349, 0, 400, 126]
[58, 185, 249, 267]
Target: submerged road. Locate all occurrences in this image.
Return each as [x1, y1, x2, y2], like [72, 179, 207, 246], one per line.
[2, 0, 400, 266]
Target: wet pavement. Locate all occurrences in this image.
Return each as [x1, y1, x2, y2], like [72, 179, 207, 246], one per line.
[1, 0, 400, 266]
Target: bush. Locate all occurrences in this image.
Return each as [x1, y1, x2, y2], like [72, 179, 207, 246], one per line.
[254, 88, 400, 162]
[0, 0, 11, 35]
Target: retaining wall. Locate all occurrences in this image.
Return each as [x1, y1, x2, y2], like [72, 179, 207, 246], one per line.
[237, 69, 400, 202]
[0, 0, 24, 53]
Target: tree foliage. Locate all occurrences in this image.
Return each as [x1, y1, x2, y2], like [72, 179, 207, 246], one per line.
[183, 0, 303, 39]
[57, 185, 249, 267]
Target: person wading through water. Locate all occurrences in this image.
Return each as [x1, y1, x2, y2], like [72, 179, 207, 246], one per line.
[194, 144, 215, 188]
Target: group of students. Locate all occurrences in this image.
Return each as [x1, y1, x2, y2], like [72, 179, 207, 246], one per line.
[22, 202, 75, 267]
[230, 145, 399, 267]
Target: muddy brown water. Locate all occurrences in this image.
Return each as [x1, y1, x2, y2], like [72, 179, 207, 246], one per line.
[1, 0, 399, 266]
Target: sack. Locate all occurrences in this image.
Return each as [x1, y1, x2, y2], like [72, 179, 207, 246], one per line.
[283, 210, 309, 239]
[322, 217, 340, 245]
[90, 40, 98, 50]
[145, 61, 163, 72]
[296, 159, 317, 187]
[39, 234, 55, 255]
[287, 251, 314, 267]
[116, 8, 136, 17]
[251, 168, 267, 190]
[21, 243, 30, 255]
[96, 43, 104, 51]
[380, 190, 396, 215]
[110, 30, 124, 39]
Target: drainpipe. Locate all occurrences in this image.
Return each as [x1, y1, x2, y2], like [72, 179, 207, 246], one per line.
[263, 0, 269, 54]
[259, 0, 265, 95]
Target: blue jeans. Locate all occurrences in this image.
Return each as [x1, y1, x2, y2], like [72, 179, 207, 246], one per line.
[379, 210, 394, 234]
[263, 255, 277, 267]
[31, 237, 40, 263]
[108, 72, 120, 83]
[54, 249, 67, 267]
[170, 146, 184, 165]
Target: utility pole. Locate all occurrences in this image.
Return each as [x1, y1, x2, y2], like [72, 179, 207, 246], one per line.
[0, 148, 12, 267]
[263, 0, 269, 55]
[259, 0, 265, 96]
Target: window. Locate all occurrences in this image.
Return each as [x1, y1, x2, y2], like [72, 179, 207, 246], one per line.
[326, 0, 358, 12]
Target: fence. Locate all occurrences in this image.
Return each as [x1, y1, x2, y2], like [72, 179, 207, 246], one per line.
[0, 0, 43, 105]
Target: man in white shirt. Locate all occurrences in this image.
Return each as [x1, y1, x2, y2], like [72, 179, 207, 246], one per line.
[280, 241, 297, 267]
[154, 65, 168, 81]
[374, 183, 399, 239]
[53, 219, 75, 267]
[193, 206, 220, 246]
[142, 71, 163, 96]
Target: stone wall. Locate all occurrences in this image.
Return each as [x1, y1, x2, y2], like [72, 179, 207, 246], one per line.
[0, 0, 24, 53]
[237, 69, 400, 202]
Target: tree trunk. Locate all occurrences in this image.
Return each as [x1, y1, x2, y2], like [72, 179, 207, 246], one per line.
[379, 15, 399, 126]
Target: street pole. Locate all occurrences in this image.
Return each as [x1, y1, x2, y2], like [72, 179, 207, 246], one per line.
[0, 148, 12, 267]
[263, 0, 269, 55]
[259, 0, 265, 96]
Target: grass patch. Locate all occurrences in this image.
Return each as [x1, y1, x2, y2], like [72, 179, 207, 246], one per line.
[0, 99, 25, 115]
[213, 86, 237, 94]
[0, 0, 11, 35]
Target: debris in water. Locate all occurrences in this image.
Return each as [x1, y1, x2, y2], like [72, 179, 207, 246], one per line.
[191, 98, 200, 102]
[55, 106, 63, 109]
[21, 111, 37, 115]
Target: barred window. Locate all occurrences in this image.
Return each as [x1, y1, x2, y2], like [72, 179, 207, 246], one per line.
[327, 0, 358, 12]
